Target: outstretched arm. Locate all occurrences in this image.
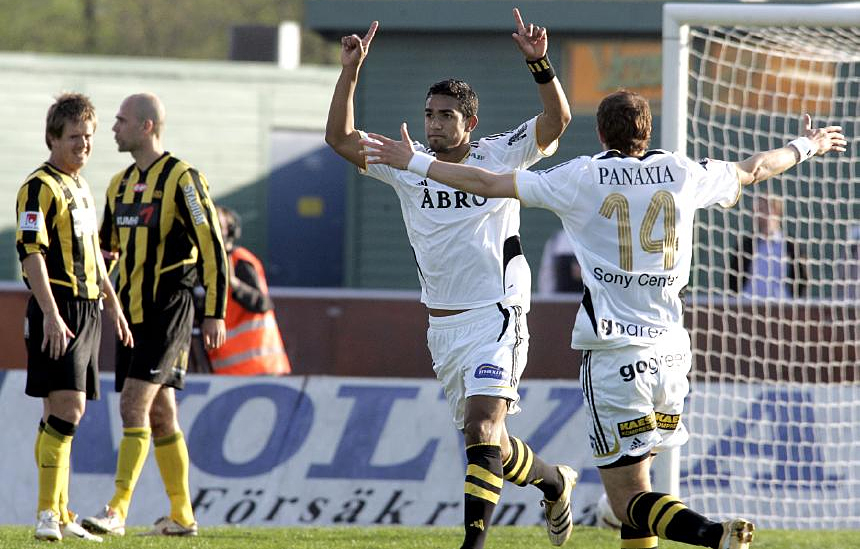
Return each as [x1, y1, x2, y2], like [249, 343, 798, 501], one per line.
[511, 7, 570, 150]
[325, 21, 379, 168]
[362, 123, 517, 199]
[734, 114, 846, 185]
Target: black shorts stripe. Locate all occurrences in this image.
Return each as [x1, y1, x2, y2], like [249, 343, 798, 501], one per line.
[582, 351, 610, 455]
[510, 305, 523, 389]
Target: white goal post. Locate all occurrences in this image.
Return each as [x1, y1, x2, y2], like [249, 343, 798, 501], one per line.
[661, 3, 860, 529]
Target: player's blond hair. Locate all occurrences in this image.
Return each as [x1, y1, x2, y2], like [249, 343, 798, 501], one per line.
[45, 92, 97, 150]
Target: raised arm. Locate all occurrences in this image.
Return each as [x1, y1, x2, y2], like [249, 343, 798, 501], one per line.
[734, 114, 846, 186]
[362, 123, 517, 199]
[325, 21, 379, 168]
[511, 8, 570, 150]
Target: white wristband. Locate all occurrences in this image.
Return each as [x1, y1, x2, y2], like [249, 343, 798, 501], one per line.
[406, 151, 435, 178]
[788, 136, 817, 163]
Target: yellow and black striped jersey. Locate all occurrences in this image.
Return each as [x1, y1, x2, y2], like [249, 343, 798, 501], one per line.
[16, 162, 103, 300]
[99, 152, 228, 324]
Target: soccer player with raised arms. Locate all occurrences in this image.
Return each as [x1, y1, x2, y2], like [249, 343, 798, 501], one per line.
[360, 90, 846, 549]
[326, 8, 577, 549]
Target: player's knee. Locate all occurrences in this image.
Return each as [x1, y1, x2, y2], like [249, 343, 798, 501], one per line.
[463, 416, 502, 446]
[148, 405, 178, 436]
[119, 393, 150, 427]
[119, 403, 147, 427]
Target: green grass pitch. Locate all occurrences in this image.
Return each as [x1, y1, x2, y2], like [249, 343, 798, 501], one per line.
[0, 525, 857, 548]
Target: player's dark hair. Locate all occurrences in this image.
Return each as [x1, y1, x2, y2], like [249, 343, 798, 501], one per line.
[597, 90, 652, 156]
[45, 92, 97, 150]
[426, 79, 479, 119]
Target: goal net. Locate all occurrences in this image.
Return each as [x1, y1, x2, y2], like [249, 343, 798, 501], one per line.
[662, 3, 860, 529]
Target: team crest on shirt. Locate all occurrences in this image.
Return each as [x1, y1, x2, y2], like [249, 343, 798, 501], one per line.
[19, 211, 44, 232]
[474, 363, 503, 380]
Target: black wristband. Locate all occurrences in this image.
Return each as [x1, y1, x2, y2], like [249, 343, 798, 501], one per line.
[526, 55, 556, 84]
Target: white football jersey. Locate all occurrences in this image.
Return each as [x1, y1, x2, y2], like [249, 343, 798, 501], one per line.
[516, 149, 741, 349]
[361, 116, 556, 311]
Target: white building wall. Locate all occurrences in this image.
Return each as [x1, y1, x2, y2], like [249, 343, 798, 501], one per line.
[0, 52, 338, 279]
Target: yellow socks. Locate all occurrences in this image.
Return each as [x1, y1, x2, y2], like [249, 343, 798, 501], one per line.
[109, 427, 152, 519]
[154, 431, 195, 527]
[37, 418, 74, 517]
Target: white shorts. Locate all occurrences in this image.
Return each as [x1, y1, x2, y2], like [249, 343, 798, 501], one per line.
[428, 302, 529, 430]
[580, 331, 692, 467]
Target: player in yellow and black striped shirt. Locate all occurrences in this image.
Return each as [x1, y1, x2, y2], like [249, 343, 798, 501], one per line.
[17, 92, 132, 543]
[82, 93, 228, 538]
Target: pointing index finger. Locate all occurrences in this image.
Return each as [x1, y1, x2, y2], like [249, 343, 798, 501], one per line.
[513, 8, 526, 32]
[364, 21, 379, 45]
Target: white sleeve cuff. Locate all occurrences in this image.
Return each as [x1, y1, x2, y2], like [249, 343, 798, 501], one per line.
[788, 136, 817, 163]
[407, 151, 435, 178]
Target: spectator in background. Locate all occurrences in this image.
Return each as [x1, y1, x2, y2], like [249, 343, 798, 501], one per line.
[205, 206, 291, 375]
[729, 196, 808, 298]
[538, 229, 584, 294]
[17, 92, 132, 542]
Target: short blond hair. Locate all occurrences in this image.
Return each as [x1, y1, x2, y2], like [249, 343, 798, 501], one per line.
[45, 92, 97, 149]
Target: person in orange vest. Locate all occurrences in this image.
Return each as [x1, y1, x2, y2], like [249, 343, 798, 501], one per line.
[206, 206, 292, 375]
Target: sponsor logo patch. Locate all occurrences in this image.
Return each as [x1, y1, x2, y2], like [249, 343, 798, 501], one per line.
[618, 413, 657, 437]
[182, 185, 207, 225]
[655, 412, 680, 430]
[114, 203, 160, 228]
[72, 207, 98, 236]
[19, 211, 44, 232]
[133, 183, 147, 193]
[507, 123, 527, 146]
[474, 363, 503, 380]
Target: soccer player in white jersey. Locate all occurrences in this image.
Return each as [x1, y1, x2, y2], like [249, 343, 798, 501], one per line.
[325, 9, 578, 549]
[359, 89, 847, 549]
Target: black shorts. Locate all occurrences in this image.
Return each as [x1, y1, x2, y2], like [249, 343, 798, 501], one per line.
[115, 289, 193, 392]
[25, 295, 101, 400]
